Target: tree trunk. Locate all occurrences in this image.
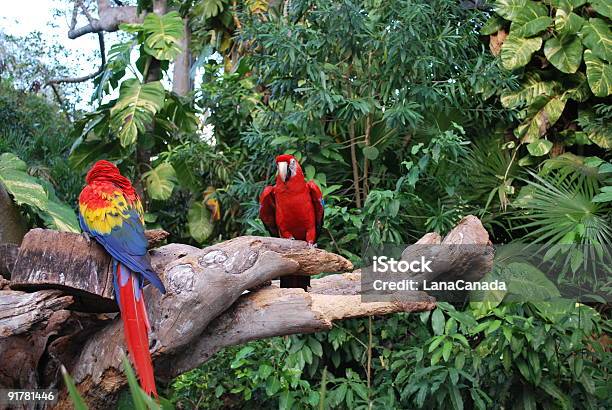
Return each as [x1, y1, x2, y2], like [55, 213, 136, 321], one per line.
[0, 184, 28, 245]
[172, 18, 193, 96]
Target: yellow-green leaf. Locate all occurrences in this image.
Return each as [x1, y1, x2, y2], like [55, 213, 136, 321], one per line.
[501, 33, 542, 70]
[544, 35, 583, 73]
[584, 50, 612, 97]
[44, 201, 80, 233]
[554, 9, 584, 36]
[494, 0, 528, 21]
[195, 0, 225, 19]
[500, 73, 561, 108]
[580, 18, 612, 62]
[517, 97, 566, 142]
[144, 162, 177, 200]
[188, 202, 214, 243]
[110, 79, 166, 147]
[512, 1, 548, 25]
[481, 15, 506, 35]
[0, 153, 48, 210]
[527, 139, 553, 156]
[514, 16, 553, 37]
[143, 11, 184, 61]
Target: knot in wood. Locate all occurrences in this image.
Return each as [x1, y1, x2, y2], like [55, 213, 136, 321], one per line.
[166, 264, 195, 294]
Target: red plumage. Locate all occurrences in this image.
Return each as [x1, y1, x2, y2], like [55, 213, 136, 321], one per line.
[259, 155, 324, 290]
[118, 265, 158, 396]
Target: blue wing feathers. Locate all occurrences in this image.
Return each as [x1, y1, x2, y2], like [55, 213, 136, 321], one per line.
[80, 209, 166, 294]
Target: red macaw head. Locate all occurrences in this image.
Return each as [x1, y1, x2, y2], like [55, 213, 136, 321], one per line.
[275, 154, 303, 183]
[86, 160, 135, 193]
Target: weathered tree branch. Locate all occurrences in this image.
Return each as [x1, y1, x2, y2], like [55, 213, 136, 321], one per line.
[0, 216, 492, 409]
[46, 33, 106, 85]
[67, 0, 143, 39]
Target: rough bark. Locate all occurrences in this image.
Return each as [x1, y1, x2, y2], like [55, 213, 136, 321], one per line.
[0, 290, 74, 388]
[0, 244, 19, 279]
[0, 183, 28, 246]
[0, 216, 492, 409]
[9, 228, 174, 311]
[68, 0, 143, 39]
[400, 215, 493, 285]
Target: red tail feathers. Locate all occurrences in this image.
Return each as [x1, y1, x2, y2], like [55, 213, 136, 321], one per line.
[117, 265, 158, 397]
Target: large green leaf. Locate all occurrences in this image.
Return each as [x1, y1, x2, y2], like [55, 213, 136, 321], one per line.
[494, 0, 527, 21]
[584, 50, 612, 97]
[143, 11, 184, 61]
[194, 0, 226, 19]
[481, 15, 506, 35]
[0, 153, 80, 233]
[144, 162, 177, 200]
[43, 201, 80, 233]
[563, 72, 592, 102]
[554, 9, 584, 36]
[110, 79, 166, 147]
[188, 202, 214, 243]
[500, 74, 561, 108]
[0, 153, 48, 210]
[590, 0, 612, 19]
[514, 16, 553, 37]
[512, 1, 548, 25]
[580, 18, 612, 62]
[501, 33, 542, 70]
[544, 35, 583, 73]
[577, 109, 612, 148]
[527, 139, 553, 156]
[502, 262, 561, 301]
[550, 0, 586, 8]
[516, 96, 566, 142]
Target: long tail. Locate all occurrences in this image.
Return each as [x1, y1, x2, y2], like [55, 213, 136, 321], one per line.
[115, 263, 158, 397]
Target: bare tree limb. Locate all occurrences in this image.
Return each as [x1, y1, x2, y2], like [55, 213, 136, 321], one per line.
[46, 33, 106, 85]
[67, 0, 143, 39]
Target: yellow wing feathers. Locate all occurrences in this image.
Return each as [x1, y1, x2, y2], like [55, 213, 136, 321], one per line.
[79, 190, 140, 235]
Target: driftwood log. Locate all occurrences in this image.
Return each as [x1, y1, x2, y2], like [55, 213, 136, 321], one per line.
[0, 216, 492, 409]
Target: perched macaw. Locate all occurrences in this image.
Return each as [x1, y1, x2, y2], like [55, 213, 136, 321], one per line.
[78, 160, 165, 397]
[259, 154, 324, 290]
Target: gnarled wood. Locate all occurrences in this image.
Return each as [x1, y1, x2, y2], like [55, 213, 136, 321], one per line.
[9, 229, 175, 312]
[0, 216, 492, 409]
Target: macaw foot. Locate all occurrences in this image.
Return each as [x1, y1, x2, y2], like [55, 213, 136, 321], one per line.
[81, 231, 91, 245]
[307, 242, 318, 249]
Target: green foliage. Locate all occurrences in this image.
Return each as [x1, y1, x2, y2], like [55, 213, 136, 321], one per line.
[170, 300, 609, 409]
[487, 0, 612, 152]
[142, 11, 185, 61]
[111, 80, 166, 148]
[144, 162, 178, 201]
[0, 153, 79, 232]
[3, 2, 609, 408]
[62, 356, 173, 410]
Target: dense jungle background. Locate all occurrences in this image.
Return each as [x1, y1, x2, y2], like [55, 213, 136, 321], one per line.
[0, 0, 610, 408]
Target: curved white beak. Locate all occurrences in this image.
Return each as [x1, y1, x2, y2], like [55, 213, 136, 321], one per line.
[277, 161, 288, 182]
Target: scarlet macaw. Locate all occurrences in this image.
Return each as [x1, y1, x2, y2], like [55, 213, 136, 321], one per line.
[78, 160, 165, 396]
[259, 154, 324, 290]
